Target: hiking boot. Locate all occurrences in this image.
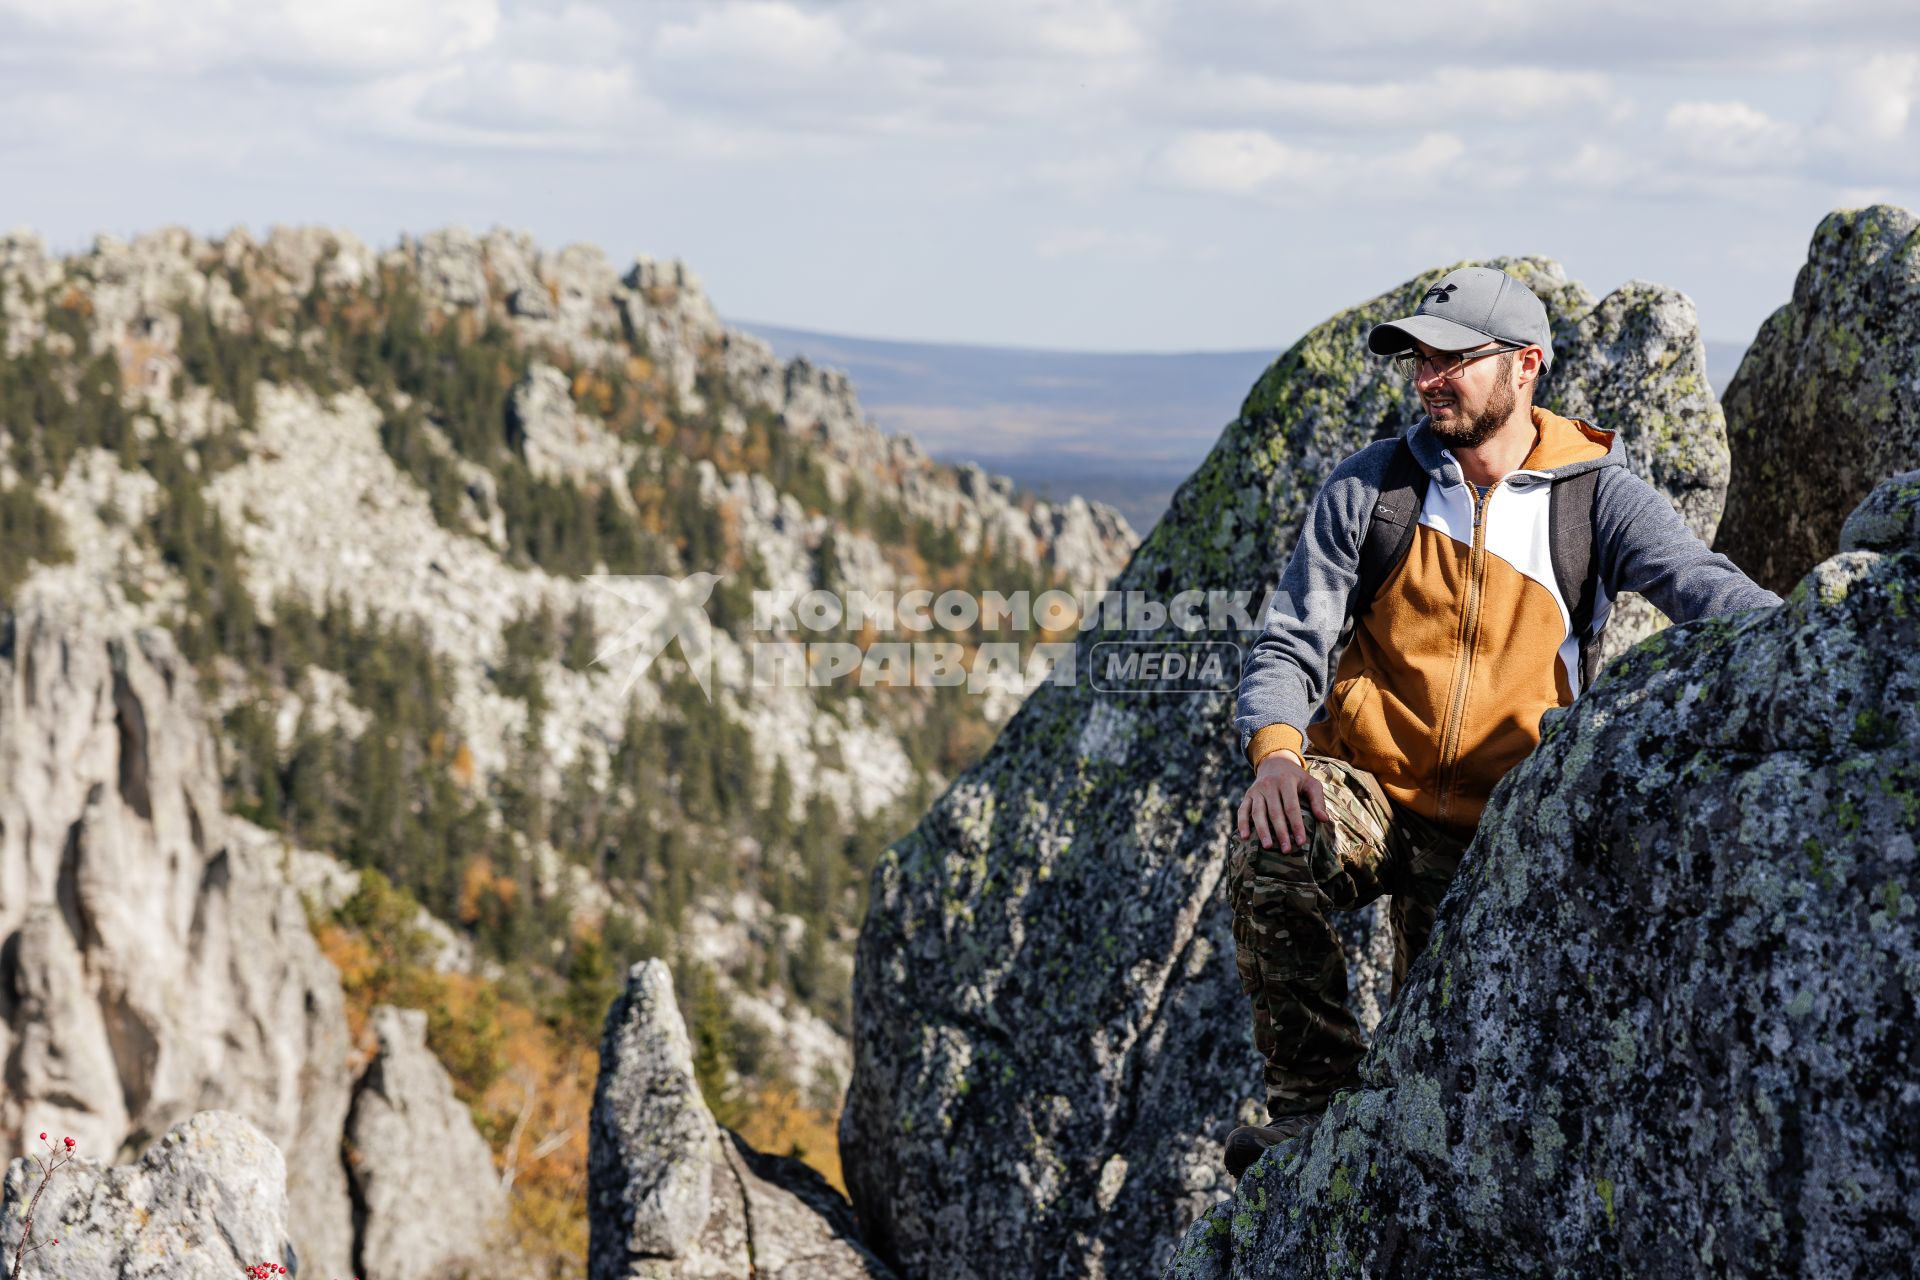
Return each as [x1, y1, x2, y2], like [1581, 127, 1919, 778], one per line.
[1223, 1111, 1323, 1178]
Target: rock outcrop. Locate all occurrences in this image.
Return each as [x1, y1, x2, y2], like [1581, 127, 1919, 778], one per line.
[1166, 470, 1915, 1278]
[346, 1005, 511, 1280]
[0, 1111, 295, 1279]
[840, 258, 1738, 1278]
[511, 361, 641, 510]
[1542, 279, 1733, 667]
[589, 958, 893, 1280]
[0, 599, 356, 1278]
[1716, 204, 1920, 595]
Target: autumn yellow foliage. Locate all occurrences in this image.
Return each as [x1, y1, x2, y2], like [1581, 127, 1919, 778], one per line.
[315, 913, 594, 1278]
[458, 856, 519, 925]
[451, 741, 476, 788]
[733, 1082, 847, 1197]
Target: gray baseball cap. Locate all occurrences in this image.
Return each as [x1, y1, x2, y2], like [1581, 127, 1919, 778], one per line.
[1368, 266, 1553, 368]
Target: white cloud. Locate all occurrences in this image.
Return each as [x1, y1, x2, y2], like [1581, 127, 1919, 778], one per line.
[1154, 128, 1464, 198]
[1177, 65, 1614, 131]
[412, 59, 642, 136]
[1155, 129, 1330, 194]
[1026, 146, 1151, 197]
[1549, 141, 1645, 190]
[639, 0, 949, 139]
[1032, 227, 1167, 260]
[266, 0, 500, 76]
[653, 1, 852, 70]
[1664, 100, 1803, 169]
[1816, 52, 1919, 155]
[1017, 4, 1146, 59]
[866, 0, 1147, 62]
[0, 0, 500, 77]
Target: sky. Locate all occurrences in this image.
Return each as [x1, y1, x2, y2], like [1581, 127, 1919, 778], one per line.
[1, 0, 1917, 352]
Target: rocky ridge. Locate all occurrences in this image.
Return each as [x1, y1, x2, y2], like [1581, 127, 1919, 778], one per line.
[0, 221, 1135, 828]
[0, 596, 555, 1276]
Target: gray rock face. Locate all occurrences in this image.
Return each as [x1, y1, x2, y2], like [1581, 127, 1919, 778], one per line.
[1165, 471, 1916, 1278]
[510, 362, 640, 509]
[590, 959, 893, 1280]
[841, 257, 1740, 1279]
[0, 600, 355, 1279]
[590, 961, 717, 1267]
[1717, 204, 1920, 595]
[1841, 468, 1920, 554]
[1543, 279, 1733, 668]
[0, 1111, 294, 1279]
[346, 1005, 509, 1280]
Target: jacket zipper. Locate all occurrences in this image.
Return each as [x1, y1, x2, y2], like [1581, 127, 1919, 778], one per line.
[1436, 480, 1495, 823]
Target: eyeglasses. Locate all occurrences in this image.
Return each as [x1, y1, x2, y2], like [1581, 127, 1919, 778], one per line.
[1391, 342, 1526, 383]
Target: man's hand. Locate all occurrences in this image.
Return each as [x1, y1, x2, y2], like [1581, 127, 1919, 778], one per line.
[1236, 750, 1330, 853]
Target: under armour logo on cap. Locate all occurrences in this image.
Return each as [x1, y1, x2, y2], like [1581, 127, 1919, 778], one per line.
[1423, 283, 1459, 305]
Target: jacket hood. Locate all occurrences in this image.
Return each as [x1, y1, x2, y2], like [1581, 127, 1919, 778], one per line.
[1406, 403, 1624, 488]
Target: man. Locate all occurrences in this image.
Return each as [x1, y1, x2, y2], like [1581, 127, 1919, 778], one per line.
[1222, 265, 1780, 1178]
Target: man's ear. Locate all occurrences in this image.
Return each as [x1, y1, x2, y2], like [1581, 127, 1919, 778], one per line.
[1516, 345, 1546, 393]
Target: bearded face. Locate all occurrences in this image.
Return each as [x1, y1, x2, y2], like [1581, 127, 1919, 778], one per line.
[1424, 350, 1517, 449]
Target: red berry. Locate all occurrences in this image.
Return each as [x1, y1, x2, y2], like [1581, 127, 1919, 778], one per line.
[38, 1131, 46, 1140]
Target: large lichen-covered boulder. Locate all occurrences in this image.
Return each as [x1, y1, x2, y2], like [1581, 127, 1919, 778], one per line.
[589, 959, 893, 1280]
[1165, 472, 1917, 1279]
[0, 1111, 294, 1279]
[1716, 204, 1920, 595]
[1543, 280, 1731, 667]
[840, 258, 1736, 1279]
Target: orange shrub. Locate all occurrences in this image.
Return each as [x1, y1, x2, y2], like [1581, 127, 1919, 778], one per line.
[734, 1082, 847, 1197]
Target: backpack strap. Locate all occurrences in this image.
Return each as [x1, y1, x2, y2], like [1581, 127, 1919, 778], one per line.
[1549, 464, 1604, 689]
[1354, 437, 1429, 618]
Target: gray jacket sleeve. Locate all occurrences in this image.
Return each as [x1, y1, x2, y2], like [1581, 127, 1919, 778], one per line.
[1232, 444, 1388, 763]
[1593, 465, 1783, 621]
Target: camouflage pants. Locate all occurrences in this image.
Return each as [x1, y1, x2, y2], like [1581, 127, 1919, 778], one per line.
[1228, 753, 1470, 1119]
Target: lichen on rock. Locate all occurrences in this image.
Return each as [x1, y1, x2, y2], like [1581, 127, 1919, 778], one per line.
[1716, 204, 1920, 595]
[1166, 470, 1918, 1278]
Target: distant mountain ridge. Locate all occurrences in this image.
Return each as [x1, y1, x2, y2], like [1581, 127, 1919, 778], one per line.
[745, 322, 1751, 535]
[742, 321, 1274, 534]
